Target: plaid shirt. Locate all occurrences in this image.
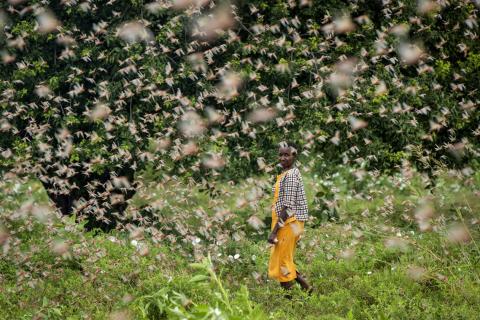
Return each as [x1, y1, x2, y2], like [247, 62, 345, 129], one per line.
[273, 167, 309, 221]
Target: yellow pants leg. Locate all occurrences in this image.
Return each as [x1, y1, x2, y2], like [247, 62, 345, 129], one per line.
[268, 220, 304, 282]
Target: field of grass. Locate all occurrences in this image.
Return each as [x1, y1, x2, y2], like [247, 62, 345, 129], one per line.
[0, 167, 479, 319]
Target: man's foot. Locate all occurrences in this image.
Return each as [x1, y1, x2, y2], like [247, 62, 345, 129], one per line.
[280, 280, 294, 290]
[280, 280, 294, 299]
[295, 272, 313, 294]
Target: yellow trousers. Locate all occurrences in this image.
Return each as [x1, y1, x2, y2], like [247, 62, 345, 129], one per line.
[268, 217, 304, 283]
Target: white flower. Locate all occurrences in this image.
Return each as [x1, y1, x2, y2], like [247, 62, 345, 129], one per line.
[130, 240, 141, 249]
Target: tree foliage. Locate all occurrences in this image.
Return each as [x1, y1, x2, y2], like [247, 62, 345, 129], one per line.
[0, 0, 479, 228]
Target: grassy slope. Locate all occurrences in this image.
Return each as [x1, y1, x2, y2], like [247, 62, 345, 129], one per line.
[0, 169, 479, 319]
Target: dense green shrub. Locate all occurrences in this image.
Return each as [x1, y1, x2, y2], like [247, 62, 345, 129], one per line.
[0, 1, 479, 229]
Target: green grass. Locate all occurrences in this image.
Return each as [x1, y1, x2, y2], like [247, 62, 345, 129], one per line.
[0, 168, 479, 319]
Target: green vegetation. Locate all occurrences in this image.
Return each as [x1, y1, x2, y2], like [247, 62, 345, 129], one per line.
[1, 1, 479, 318]
[1, 168, 478, 319]
[1, 1, 479, 230]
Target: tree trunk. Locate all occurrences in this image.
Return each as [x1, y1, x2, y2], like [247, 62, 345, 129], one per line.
[39, 166, 138, 232]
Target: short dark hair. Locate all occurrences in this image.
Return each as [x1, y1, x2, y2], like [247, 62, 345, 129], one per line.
[278, 141, 298, 155]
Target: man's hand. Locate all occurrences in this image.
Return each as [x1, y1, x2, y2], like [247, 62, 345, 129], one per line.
[268, 231, 278, 244]
[278, 207, 289, 221]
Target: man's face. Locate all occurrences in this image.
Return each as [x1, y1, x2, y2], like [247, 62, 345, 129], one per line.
[279, 147, 295, 169]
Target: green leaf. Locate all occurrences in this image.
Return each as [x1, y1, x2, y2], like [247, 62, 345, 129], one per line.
[188, 274, 210, 283]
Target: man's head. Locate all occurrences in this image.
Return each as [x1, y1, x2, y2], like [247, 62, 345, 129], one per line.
[278, 141, 298, 170]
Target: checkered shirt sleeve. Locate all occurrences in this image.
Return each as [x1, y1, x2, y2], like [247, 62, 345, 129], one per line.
[274, 168, 309, 221]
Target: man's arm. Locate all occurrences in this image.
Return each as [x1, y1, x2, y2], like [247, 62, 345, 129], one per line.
[268, 205, 288, 235]
[268, 172, 297, 244]
[267, 206, 291, 244]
